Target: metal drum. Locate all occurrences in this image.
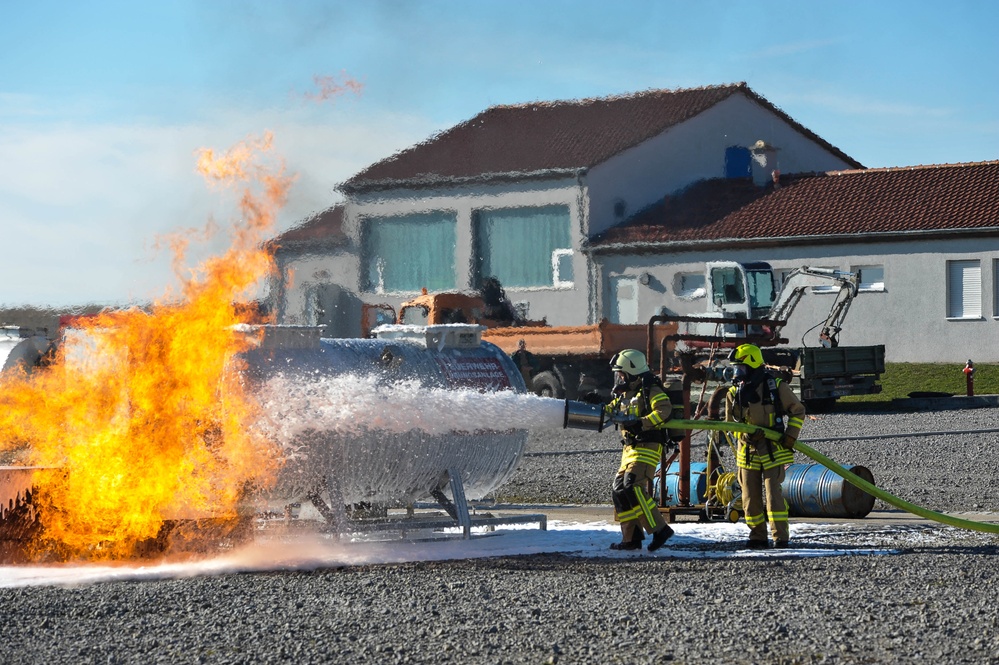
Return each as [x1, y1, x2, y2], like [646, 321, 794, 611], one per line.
[657, 461, 709, 506]
[783, 462, 876, 518]
[240, 324, 528, 508]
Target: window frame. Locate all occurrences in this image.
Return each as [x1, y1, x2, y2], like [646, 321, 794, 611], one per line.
[807, 267, 841, 295]
[851, 264, 886, 293]
[946, 259, 982, 320]
[474, 204, 573, 290]
[673, 272, 706, 300]
[552, 248, 575, 289]
[361, 211, 458, 294]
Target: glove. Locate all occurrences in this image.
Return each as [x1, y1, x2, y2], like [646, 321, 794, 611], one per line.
[619, 417, 643, 435]
[779, 435, 796, 451]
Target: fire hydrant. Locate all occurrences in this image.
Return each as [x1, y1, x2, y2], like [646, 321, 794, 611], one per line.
[963, 360, 975, 397]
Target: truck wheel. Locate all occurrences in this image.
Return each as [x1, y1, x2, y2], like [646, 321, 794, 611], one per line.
[804, 397, 836, 413]
[532, 371, 565, 399]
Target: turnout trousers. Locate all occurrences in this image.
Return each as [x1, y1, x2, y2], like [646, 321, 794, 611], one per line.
[612, 444, 667, 542]
[738, 464, 789, 544]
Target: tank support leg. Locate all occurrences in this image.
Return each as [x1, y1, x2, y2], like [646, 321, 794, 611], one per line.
[307, 471, 349, 534]
[430, 468, 472, 538]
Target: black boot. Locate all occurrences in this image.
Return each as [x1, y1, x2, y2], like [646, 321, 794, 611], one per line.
[610, 530, 644, 550]
[648, 524, 674, 552]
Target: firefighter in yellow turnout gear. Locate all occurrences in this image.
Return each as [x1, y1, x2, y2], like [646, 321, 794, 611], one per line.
[725, 344, 806, 549]
[605, 349, 675, 552]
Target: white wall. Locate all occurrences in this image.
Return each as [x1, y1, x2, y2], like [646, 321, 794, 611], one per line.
[288, 177, 596, 328]
[594, 236, 999, 363]
[585, 93, 858, 238]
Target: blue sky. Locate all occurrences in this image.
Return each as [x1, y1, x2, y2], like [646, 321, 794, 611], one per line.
[2, 0, 997, 308]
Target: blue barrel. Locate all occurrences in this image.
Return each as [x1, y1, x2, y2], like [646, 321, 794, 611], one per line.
[783, 463, 876, 518]
[658, 462, 708, 506]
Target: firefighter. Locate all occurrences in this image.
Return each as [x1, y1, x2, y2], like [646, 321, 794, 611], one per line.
[725, 343, 806, 549]
[511, 339, 538, 388]
[605, 349, 675, 552]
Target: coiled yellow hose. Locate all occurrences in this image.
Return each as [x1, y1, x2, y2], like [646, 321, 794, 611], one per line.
[666, 418, 999, 535]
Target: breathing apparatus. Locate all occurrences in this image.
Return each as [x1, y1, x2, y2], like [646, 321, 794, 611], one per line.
[727, 343, 786, 434]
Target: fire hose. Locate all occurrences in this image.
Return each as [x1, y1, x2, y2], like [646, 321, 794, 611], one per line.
[664, 418, 999, 535]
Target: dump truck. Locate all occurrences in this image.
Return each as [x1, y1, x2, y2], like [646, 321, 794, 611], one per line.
[371, 289, 675, 400]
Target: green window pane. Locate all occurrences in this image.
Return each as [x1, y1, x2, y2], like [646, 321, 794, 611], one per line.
[363, 212, 456, 292]
[475, 205, 571, 288]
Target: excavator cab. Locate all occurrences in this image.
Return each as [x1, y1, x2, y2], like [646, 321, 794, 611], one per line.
[744, 262, 778, 318]
[706, 261, 777, 320]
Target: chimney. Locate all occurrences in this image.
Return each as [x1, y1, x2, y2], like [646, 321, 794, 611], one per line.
[750, 140, 779, 187]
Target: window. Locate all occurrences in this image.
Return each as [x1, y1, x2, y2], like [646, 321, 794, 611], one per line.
[852, 265, 885, 292]
[362, 212, 457, 293]
[807, 267, 840, 294]
[475, 205, 572, 288]
[673, 272, 705, 299]
[745, 266, 777, 312]
[994, 259, 999, 317]
[774, 268, 795, 291]
[710, 265, 745, 305]
[399, 304, 430, 325]
[947, 259, 981, 319]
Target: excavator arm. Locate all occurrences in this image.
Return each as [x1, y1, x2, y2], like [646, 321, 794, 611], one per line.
[767, 267, 860, 346]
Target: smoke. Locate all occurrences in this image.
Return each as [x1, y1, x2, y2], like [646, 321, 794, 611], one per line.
[301, 72, 364, 104]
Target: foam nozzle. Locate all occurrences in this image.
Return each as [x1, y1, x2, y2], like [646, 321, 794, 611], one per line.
[563, 399, 606, 432]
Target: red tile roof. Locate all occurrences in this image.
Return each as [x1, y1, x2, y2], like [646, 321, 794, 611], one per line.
[341, 83, 861, 192]
[592, 161, 999, 250]
[267, 204, 347, 253]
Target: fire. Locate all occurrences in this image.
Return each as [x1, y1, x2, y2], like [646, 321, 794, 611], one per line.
[0, 133, 294, 561]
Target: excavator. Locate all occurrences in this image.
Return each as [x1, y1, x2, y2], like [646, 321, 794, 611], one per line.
[651, 260, 884, 410]
[679, 261, 861, 350]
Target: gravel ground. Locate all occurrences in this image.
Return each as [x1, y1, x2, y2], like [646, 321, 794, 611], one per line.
[2, 402, 999, 664]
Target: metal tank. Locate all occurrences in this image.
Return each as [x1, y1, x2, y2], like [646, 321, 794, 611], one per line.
[239, 324, 529, 513]
[783, 462, 876, 518]
[0, 327, 50, 376]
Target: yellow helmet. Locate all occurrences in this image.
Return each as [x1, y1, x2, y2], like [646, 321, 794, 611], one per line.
[730, 343, 764, 369]
[610, 349, 650, 376]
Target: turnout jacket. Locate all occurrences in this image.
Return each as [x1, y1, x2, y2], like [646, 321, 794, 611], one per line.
[607, 378, 673, 472]
[725, 374, 805, 471]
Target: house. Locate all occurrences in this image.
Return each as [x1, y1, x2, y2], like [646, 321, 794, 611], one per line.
[268, 83, 999, 363]
[590, 162, 999, 362]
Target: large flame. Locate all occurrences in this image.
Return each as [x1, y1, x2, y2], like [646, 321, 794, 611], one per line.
[0, 133, 293, 560]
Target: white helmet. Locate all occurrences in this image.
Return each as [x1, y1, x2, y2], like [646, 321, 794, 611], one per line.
[610, 349, 649, 376]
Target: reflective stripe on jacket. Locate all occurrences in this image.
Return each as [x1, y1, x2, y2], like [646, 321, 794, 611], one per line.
[726, 376, 806, 471]
[609, 379, 673, 472]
